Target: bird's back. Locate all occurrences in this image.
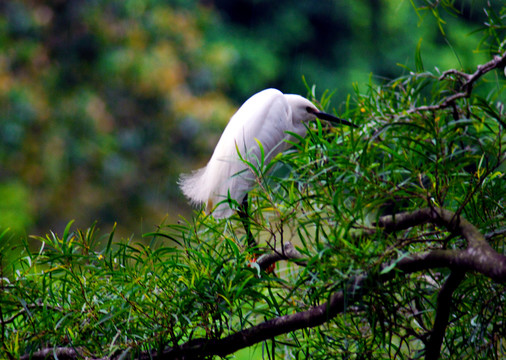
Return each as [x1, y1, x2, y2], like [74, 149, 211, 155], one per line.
[179, 88, 299, 218]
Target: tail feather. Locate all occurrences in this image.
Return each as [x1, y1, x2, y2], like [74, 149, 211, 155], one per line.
[179, 160, 252, 219]
[178, 167, 209, 206]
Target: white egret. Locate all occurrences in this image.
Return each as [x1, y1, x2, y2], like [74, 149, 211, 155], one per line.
[179, 88, 357, 219]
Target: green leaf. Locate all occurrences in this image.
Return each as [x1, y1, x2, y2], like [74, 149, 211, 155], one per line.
[415, 38, 424, 73]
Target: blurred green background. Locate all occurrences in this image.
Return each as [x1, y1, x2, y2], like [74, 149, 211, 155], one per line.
[0, 0, 495, 237]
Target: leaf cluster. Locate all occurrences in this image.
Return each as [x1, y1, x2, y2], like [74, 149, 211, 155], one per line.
[1, 219, 285, 358]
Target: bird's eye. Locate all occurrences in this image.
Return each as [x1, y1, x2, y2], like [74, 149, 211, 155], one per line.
[306, 106, 314, 113]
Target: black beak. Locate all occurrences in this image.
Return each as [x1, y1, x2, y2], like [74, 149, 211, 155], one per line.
[316, 111, 358, 128]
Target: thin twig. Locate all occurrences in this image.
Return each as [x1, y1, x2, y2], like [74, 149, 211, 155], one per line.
[0, 301, 63, 326]
[485, 227, 506, 240]
[406, 52, 506, 114]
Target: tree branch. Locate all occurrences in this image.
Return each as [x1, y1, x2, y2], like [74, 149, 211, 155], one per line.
[424, 271, 466, 360]
[162, 275, 368, 359]
[406, 52, 506, 114]
[377, 207, 487, 247]
[256, 241, 305, 270]
[21, 207, 506, 359]
[376, 207, 506, 281]
[160, 235, 505, 360]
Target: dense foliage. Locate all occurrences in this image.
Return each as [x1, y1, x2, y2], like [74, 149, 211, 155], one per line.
[1, 1, 505, 360]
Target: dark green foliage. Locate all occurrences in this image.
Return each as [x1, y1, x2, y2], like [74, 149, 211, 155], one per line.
[1, 220, 274, 357]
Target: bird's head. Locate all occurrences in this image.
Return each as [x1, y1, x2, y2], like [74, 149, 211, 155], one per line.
[285, 94, 358, 128]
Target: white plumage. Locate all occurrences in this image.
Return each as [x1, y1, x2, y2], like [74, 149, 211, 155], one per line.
[179, 88, 356, 218]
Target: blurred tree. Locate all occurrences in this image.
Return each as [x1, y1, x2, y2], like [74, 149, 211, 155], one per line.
[206, 0, 498, 100]
[0, 0, 236, 236]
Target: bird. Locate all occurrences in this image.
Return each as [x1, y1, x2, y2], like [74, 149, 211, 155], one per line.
[179, 88, 357, 220]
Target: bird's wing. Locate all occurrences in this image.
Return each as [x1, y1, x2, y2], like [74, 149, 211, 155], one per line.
[237, 90, 293, 165]
[179, 89, 293, 218]
[212, 89, 293, 215]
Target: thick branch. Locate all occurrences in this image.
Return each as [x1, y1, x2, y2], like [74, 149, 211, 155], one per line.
[256, 242, 305, 270]
[424, 271, 466, 360]
[163, 275, 368, 359]
[23, 244, 503, 360]
[160, 243, 504, 359]
[377, 207, 485, 246]
[22, 207, 505, 359]
[376, 207, 506, 281]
